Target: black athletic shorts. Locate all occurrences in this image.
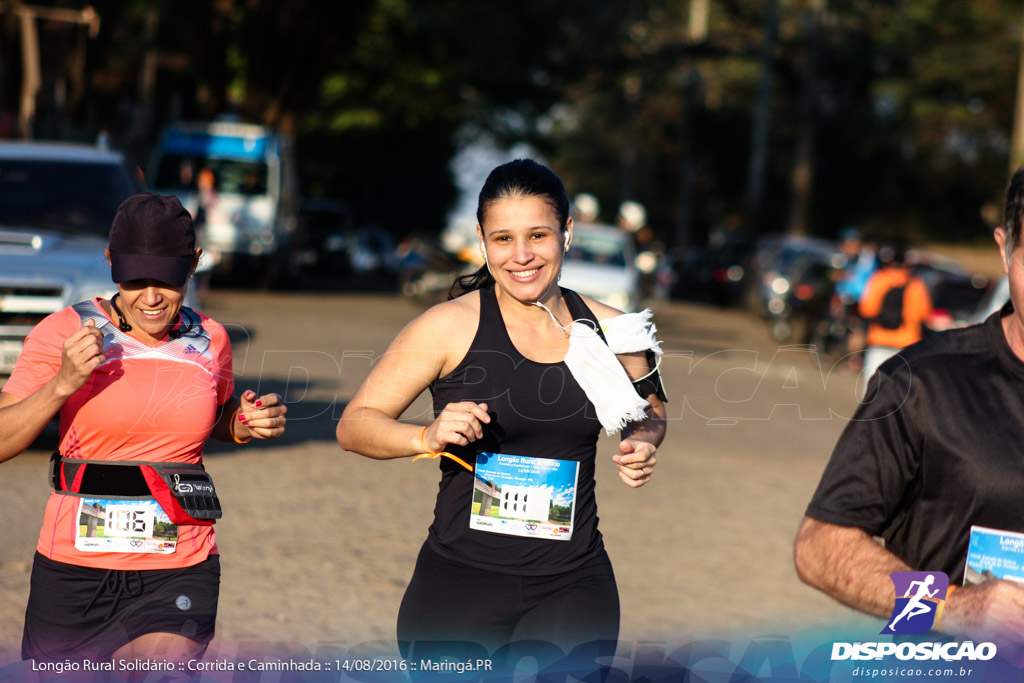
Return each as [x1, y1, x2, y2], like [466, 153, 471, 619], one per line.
[398, 543, 619, 658]
[22, 551, 220, 663]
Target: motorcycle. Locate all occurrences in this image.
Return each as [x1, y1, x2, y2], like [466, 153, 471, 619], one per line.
[809, 291, 858, 362]
[765, 256, 837, 345]
[396, 239, 481, 304]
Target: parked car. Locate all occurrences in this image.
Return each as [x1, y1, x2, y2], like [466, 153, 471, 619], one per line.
[743, 235, 841, 317]
[657, 233, 757, 306]
[922, 271, 990, 333]
[346, 226, 401, 284]
[654, 246, 697, 301]
[0, 141, 199, 376]
[970, 275, 1009, 324]
[397, 236, 477, 303]
[907, 253, 991, 334]
[560, 222, 641, 312]
[764, 249, 843, 342]
[291, 198, 355, 276]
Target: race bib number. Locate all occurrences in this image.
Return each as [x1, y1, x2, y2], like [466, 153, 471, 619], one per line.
[74, 498, 178, 554]
[469, 452, 579, 541]
[965, 525, 1024, 586]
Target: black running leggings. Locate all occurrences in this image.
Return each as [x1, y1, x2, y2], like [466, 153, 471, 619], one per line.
[397, 543, 620, 662]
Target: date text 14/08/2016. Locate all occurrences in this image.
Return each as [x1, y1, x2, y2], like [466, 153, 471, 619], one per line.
[339, 659, 494, 674]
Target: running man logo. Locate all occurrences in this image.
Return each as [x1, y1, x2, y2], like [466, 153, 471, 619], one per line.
[881, 571, 949, 635]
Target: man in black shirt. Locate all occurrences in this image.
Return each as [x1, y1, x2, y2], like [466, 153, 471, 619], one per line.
[794, 167, 1024, 643]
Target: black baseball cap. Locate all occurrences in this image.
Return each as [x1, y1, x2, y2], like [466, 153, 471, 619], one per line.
[109, 194, 196, 287]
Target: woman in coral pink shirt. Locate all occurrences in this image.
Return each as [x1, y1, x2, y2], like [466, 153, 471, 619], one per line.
[0, 194, 287, 667]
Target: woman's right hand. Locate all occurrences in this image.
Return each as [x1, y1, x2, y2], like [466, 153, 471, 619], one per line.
[422, 402, 490, 452]
[55, 319, 105, 396]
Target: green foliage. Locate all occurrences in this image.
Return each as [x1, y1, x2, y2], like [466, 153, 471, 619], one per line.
[6, 0, 1023, 242]
[549, 504, 572, 524]
[153, 521, 177, 539]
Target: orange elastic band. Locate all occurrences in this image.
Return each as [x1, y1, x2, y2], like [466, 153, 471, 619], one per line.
[412, 452, 475, 472]
[935, 584, 958, 633]
[230, 407, 252, 444]
[413, 425, 474, 472]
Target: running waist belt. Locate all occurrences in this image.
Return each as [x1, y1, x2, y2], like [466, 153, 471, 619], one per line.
[49, 453, 222, 525]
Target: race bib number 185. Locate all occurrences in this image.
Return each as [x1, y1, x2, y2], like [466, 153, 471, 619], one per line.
[74, 498, 178, 554]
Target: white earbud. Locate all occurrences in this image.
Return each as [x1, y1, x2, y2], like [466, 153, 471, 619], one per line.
[479, 240, 489, 266]
[564, 233, 571, 252]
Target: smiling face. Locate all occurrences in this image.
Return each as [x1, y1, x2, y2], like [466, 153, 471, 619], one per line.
[105, 247, 199, 343]
[478, 196, 571, 305]
[114, 278, 189, 343]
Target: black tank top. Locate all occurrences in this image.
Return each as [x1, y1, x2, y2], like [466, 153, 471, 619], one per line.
[426, 285, 606, 575]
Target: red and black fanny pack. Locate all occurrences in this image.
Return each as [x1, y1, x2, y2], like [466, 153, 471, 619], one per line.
[49, 453, 222, 526]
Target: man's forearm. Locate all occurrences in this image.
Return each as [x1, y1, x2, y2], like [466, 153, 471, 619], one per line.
[794, 516, 910, 619]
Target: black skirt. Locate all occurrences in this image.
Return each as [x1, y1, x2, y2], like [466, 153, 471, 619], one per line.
[22, 551, 220, 663]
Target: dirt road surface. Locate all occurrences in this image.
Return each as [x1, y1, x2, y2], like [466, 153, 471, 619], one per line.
[0, 291, 877, 675]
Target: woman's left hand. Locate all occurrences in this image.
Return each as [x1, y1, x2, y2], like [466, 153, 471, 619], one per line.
[236, 390, 287, 440]
[613, 439, 657, 488]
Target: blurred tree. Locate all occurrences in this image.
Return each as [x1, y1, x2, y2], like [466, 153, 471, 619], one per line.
[295, 0, 584, 232]
[809, 0, 1019, 242]
[1, 0, 1022, 246]
[547, 0, 1023, 245]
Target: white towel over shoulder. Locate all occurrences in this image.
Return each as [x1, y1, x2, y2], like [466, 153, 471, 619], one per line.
[564, 308, 661, 435]
[600, 309, 663, 356]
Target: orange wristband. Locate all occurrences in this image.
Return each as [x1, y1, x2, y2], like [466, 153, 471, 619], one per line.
[412, 425, 473, 472]
[230, 407, 252, 444]
[934, 584, 957, 633]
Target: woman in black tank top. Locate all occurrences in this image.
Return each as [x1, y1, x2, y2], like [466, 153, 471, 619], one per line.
[337, 159, 666, 673]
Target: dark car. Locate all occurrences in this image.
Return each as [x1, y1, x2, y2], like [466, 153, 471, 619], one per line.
[744, 235, 842, 318]
[291, 198, 355, 276]
[911, 263, 990, 334]
[659, 234, 757, 307]
[763, 249, 843, 342]
[971, 276, 1009, 324]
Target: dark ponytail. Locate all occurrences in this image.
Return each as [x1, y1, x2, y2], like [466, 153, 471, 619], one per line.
[449, 264, 494, 299]
[449, 158, 570, 300]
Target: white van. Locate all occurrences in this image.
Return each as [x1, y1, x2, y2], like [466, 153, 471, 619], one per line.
[148, 119, 300, 284]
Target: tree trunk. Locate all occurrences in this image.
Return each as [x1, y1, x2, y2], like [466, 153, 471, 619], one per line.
[787, 0, 824, 236]
[746, 0, 778, 233]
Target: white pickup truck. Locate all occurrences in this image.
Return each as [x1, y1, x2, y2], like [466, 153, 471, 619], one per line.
[0, 141, 201, 376]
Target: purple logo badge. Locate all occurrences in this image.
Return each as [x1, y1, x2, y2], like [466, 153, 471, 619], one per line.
[881, 571, 949, 634]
